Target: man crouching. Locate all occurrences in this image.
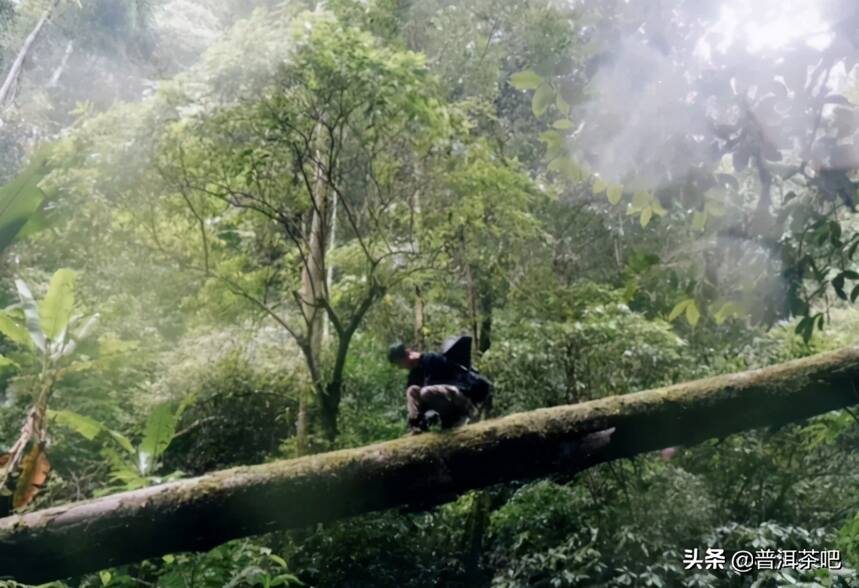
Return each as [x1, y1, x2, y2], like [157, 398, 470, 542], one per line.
[388, 341, 487, 434]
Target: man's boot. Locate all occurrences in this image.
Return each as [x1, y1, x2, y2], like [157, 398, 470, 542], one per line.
[407, 416, 428, 435]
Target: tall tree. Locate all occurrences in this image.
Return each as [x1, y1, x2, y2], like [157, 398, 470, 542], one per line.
[158, 13, 454, 443]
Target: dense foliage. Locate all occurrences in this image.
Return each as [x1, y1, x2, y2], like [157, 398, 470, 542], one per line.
[2, 0, 859, 586]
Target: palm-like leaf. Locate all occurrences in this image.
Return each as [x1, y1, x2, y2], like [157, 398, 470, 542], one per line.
[0, 152, 50, 254]
[138, 403, 179, 476]
[39, 269, 76, 341]
[51, 409, 134, 454]
[14, 279, 45, 352]
[0, 312, 31, 348]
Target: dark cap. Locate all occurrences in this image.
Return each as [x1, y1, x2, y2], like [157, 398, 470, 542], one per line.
[387, 341, 407, 363]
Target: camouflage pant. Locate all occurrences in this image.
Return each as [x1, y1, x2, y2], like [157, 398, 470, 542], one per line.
[406, 384, 477, 428]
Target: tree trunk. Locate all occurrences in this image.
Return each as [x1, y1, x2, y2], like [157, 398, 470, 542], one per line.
[465, 262, 480, 349]
[0, 0, 58, 110]
[411, 186, 425, 348]
[322, 190, 337, 343]
[462, 490, 493, 585]
[477, 279, 492, 356]
[303, 137, 327, 358]
[3, 345, 859, 583]
[414, 284, 425, 348]
[296, 133, 329, 452]
[318, 287, 381, 442]
[47, 40, 73, 88]
[0, 374, 55, 515]
[319, 336, 348, 442]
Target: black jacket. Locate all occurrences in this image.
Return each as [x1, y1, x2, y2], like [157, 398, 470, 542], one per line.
[407, 352, 492, 405]
[407, 352, 460, 388]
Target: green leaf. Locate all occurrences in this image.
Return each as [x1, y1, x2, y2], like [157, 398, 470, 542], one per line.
[51, 409, 104, 441]
[0, 312, 31, 348]
[531, 83, 554, 117]
[712, 301, 743, 325]
[692, 211, 708, 231]
[685, 300, 701, 326]
[592, 178, 608, 194]
[606, 184, 623, 205]
[833, 275, 847, 300]
[623, 280, 638, 301]
[795, 315, 814, 342]
[640, 207, 653, 227]
[138, 403, 179, 475]
[548, 156, 585, 181]
[830, 220, 842, 244]
[108, 430, 136, 455]
[546, 157, 564, 173]
[556, 93, 570, 116]
[668, 299, 691, 321]
[14, 207, 50, 242]
[632, 191, 651, 209]
[14, 279, 45, 352]
[71, 313, 99, 343]
[561, 159, 586, 181]
[539, 130, 563, 152]
[268, 554, 288, 568]
[52, 409, 135, 454]
[0, 355, 16, 368]
[0, 151, 50, 254]
[552, 118, 575, 130]
[510, 69, 544, 90]
[39, 269, 76, 341]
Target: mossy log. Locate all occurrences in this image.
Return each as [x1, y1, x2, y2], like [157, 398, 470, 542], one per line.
[3, 345, 859, 583]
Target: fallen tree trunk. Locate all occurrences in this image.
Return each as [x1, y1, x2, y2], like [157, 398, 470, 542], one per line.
[3, 345, 859, 583]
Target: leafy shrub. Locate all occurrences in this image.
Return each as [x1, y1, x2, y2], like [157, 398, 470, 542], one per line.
[164, 354, 297, 475]
[333, 334, 410, 448]
[286, 500, 474, 588]
[73, 539, 303, 588]
[482, 299, 689, 414]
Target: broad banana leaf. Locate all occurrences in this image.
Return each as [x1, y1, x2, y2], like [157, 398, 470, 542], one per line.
[0, 152, 51, 255]
[14, 279, 45, 352]
[13, 207, 50, 242]
[0, 312, 31, 348]
[55, 313, 99, 358]
[39, 269, 76, 341]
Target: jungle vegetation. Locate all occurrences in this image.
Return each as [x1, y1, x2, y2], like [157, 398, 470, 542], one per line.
[2, 0, 859, 586]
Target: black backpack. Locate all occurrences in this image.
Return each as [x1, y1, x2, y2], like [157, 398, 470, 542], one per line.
[442, 336, 493, 405]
